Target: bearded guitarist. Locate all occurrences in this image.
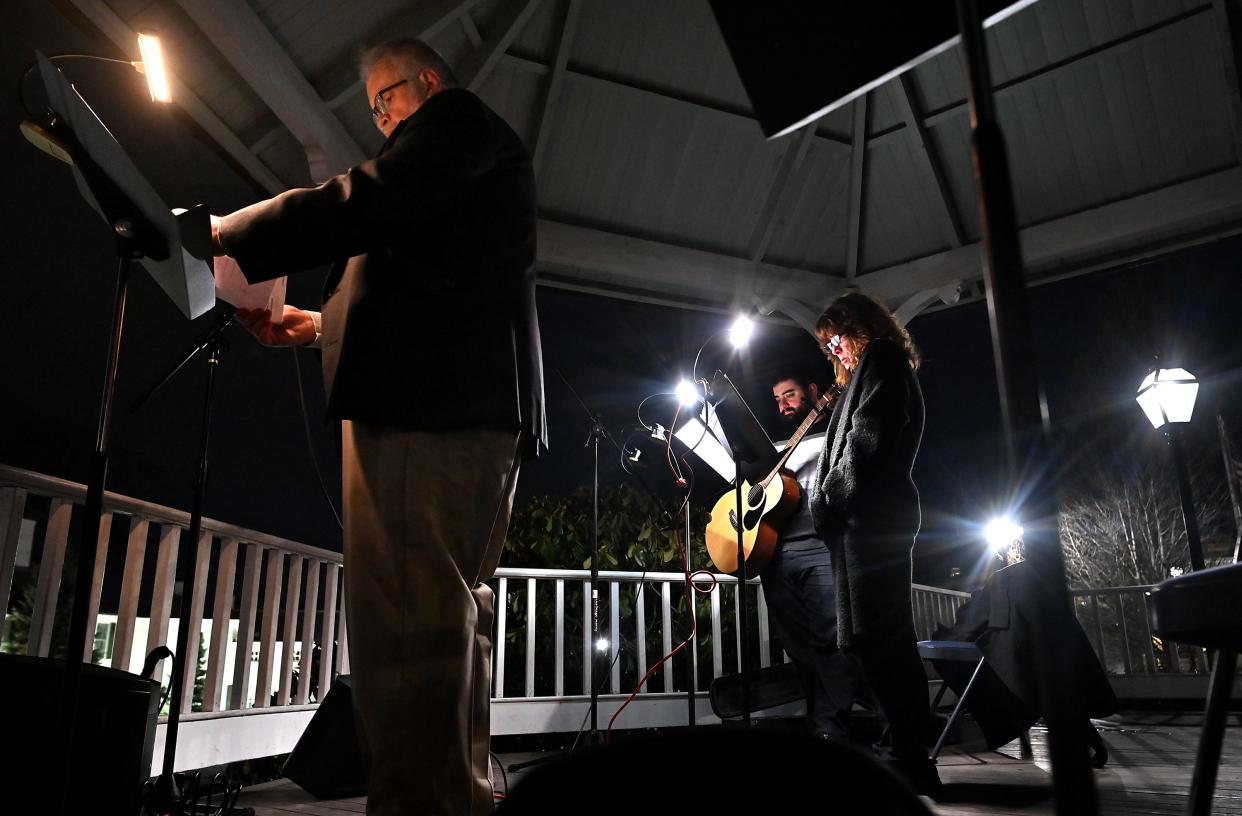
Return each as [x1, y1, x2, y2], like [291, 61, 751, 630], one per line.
[759, 364, 872, 741]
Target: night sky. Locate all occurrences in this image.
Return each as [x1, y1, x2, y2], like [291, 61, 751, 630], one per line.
[4, 4, 1240, 586]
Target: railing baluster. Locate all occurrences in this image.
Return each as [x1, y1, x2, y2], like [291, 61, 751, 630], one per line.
[296, 560, 321, 705]
[733, 581, 743, 673]
[0, 486, 29, 640]
[495, 576, 508, 698]
[757, 583, 771, 668]
[1114, 593, 1133, 675]
[112, 517, 150, 672]
[1090, 594, 1107, 666]
[691, 588, 701, 690]
[710, 583, 722, 680]
[661, 582, 673, 692]
[255, 548, 285, 708]
[336, 583, 350, 675]
[317, 565, 339, 700]
[525, 577, 536, 697]
[1142, 592, 1160, 673]
[28, 498, 72, 657]
[180, 532, 212, 714]
[278, 555, 304, 706]
[581, 579, 590, 695]
[610, 581, 620, 693]
[554, 578, 565, 697]
[144, 524, 180, 679]
[232, 543, 263, 709]
[82, 512, 114, 662]
[204, 538, 240, 712]
[635, 583, 647, 691]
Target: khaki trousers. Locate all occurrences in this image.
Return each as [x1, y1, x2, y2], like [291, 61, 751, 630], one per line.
[341, 421, 521, 816]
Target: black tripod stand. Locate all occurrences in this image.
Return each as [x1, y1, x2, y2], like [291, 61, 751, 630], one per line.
[507, 373, 691, 773]
[131, 312, 249, 816]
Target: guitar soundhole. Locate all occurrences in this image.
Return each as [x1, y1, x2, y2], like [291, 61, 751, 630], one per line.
[747, 484, 764, 506]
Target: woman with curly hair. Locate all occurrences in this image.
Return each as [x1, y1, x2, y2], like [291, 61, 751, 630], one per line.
[809, 292, 939, 794]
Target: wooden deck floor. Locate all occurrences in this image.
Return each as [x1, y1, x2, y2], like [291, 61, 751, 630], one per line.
[236, 712, 1242, 815]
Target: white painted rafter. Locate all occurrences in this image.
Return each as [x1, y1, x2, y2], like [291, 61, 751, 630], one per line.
[176, 0, 365, 182]
[531, 0, 581, 177]
[459, 0, 543, 92]
[858, 167, 1242, 303]
[846, 95, 869, 279]
[895, 74, 964, 248]
[748, 124, 820, 263]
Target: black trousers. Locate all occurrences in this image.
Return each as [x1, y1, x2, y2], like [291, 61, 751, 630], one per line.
[760, 537, 866, 737]
[836, 527, 931, 766]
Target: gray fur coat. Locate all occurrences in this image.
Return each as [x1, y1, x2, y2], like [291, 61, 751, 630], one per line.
[809, 338, 924, 647]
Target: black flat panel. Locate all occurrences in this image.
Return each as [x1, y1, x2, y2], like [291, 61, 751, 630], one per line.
[709, 0, 1038, 137]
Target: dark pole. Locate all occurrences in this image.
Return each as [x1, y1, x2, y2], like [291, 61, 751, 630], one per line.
[954, 1, 1096, 812]
[1166, 426, 1206, 572]
[1188, 648, 1239, 816]
[57, 242, 131, 816]
[589, 421, 602, 745]
[685, 503, 696, 726]
[734, 460, 751, 726]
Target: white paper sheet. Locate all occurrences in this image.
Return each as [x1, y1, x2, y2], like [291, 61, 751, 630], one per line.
[214, 255, 287, 316]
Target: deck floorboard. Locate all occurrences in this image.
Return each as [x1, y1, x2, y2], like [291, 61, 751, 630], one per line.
[237, 712, 1242, 814]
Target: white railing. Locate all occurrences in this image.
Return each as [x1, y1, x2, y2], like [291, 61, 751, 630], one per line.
[5, 464, 1217, 771]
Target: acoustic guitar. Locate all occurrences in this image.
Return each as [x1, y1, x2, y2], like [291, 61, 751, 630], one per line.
[704, 392, 832, 575]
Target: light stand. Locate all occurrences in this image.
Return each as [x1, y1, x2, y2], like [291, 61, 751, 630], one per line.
[701, 370, 776, 728]
[56, 227, 145, 816]
[507, 374, 688, 773]
[131, 313, 245, 815]
[587, 415, 604, 746]
[733, 459, 752, 726]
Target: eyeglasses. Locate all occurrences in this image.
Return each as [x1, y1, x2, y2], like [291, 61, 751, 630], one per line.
[821, 334, 842, 354]
[370, 78, 411, 124]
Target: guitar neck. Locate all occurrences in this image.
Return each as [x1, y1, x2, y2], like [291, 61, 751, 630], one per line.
[760, 393, 831, 487]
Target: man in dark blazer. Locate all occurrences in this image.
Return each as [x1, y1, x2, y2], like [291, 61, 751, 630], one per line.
[212, 38, 545, 815]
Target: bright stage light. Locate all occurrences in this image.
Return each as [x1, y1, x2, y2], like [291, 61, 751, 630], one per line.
[595, 637, 609, 653]
[984, 516, 1023, 554]
[675, 379, 700, 407]
[729, 315, 754, 348]
[136, 32, 172, 103]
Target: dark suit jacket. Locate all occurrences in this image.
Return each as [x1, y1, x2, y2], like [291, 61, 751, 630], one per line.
[218, 88, 547, 458]
[809, 338, 924, 646]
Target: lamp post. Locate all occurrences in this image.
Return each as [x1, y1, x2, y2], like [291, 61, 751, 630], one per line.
[1136, 368, 1205, 572]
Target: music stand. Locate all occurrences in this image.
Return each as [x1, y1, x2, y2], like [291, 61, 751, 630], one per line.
[685, 371, 779, 725]
[28, 51, 214, 816]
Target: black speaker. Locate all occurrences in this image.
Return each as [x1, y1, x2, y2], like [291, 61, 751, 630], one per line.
[498, 730, 934, 814]
[283, 675, 368, 798]
[0, 653, 160, 815]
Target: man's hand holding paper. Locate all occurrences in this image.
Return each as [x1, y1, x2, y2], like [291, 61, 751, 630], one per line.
[214, 254, 287, 315]
[235, 306, 317, 347]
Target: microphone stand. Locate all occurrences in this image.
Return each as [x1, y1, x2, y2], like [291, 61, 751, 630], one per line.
[131, 311, 246, 816]
[507, 372, 686, 773]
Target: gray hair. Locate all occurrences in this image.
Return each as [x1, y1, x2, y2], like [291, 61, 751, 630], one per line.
[358, 38, 459, 87]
